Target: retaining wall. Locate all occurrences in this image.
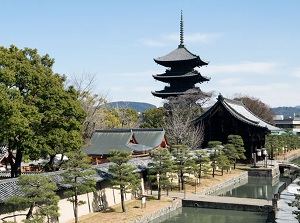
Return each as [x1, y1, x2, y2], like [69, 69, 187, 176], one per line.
[198, 172, 248, 195]
[130, 199, 182, 223]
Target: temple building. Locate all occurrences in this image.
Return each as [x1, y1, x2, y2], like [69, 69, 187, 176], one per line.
[152, 11, 210, 99]
[193, 94, 281, 161]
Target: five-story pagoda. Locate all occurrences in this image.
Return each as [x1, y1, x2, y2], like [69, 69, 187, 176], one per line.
[152, 11, 210, 99]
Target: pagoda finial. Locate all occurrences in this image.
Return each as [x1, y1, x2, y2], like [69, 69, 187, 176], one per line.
[179, 10, 184, 48]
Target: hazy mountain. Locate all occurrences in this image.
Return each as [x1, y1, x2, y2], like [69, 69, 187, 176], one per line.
[271, 106, 300, 118]
[108, 101, 156, 113]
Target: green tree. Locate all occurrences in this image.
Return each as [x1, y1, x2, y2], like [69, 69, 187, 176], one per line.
[171, 145, 195, 191]
[224, 135, 246, 169]
[140, 107, 167, 128]
[193, 150, 210, 186]
[216, 152, 231, 176]
[148, 148, 174, 200]
[61, 152, 96, 223]
[0, 45, 86, 177]
[39, 85, 86, 171]
[4, 175, 59, 223]
[265, 134, 280, 159]
[108, 149, 140, 213]
[208, 141, 223, 178]
[113, 108, 139, 128]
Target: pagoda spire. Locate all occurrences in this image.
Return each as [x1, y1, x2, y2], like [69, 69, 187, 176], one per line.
[179, 10, 184, 48]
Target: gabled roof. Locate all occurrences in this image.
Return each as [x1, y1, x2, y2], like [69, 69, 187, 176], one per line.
[83, 128, 167, 156]
[194, 94, 281, 131]
[0, 157, 151, 204]
[154, 46, 208, 67]
[132, 128, 166, 148]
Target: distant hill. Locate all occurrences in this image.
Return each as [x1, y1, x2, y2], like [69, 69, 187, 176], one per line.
[271, 106, 300, 118]
[108, 101, 156, 113]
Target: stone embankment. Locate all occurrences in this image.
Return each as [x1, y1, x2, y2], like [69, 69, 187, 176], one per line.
[130, 199, 182, 223]
[198, 171, 248, 195]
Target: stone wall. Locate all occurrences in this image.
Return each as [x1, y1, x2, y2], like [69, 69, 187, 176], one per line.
[130, 200, 182, 223]
[198, 172, 248, 195]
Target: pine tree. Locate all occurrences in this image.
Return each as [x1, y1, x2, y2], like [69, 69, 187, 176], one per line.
[61, 152, 96, 223]
[193, 150, 210, 185]
[148, 148, 174, 200]
[226, 135, 246, 169]
[208, 141, 223, 178]
[4, 175, 59, 223]
[108, 150, 140, 213]
[171, 145, 195, 191]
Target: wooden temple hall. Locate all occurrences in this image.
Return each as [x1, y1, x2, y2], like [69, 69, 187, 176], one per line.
[151, 10, 210, 99]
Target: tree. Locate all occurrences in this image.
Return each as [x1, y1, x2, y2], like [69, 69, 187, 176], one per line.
[193, 150, 210, 186]
[108, 149, 140, 213]
[165, 95, 205, 149]
[4, 175, 59, 223]
[148, 148, 174, 200]
[233, 94, 274, 124]
[61, 152, 96, 223]
[208, 141, 223, 178]
[38, 85, 86, 171]
[224, 135, 246, 169]
[113, 108, 139, 128]
[70, 72, 108, 143]
[171, 145, 195, 191]
[140, 107, 167, 128]
[0, 45, 86, 177]
[265, 134, 280, 159]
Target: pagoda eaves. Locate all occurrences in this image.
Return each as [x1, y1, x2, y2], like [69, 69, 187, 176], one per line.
[151, 10, 210, 99]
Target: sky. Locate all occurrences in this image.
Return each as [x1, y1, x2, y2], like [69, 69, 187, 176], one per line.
[1, 1, 300, 108]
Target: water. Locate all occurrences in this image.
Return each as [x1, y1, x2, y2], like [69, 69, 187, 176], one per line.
[150, 207, 267, 223]
[215, 176, 285, 200]
[151, 158, 300, 223]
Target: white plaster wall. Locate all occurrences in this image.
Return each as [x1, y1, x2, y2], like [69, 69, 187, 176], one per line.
[0, 187, 134, 223]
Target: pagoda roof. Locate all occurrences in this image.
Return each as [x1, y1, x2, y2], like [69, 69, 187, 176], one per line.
[193, 94, 281, 131]
[153, 70, 210, 83]
[154, 46, 208, 67]
[151, 88, 210, 99]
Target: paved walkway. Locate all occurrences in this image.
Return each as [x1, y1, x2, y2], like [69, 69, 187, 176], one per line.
[166, 191, 272, 207]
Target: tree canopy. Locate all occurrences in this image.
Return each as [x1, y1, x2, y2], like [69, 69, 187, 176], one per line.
[0, 45, 86, 177]
[108, 149, 140, 212]
[4, 175, 59, 222]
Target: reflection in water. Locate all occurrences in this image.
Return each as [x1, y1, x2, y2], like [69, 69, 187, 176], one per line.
[150, 207, 267, 223]
[215, 176, 285, 200]
[152, 157, 300, 223]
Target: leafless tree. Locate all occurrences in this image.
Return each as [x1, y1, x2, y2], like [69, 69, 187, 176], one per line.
[70, 72, 109, 144]
[165, 94, 207, 149]
[233, 94, 274, 124]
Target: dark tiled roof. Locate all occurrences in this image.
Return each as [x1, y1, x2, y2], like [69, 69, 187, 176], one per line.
[132, 129, 165, 148]
[193, 94, 281, 131]
[83, 129, 166, 156]
[0, 157, 152, 203]
[152, 87, 211, 98]
[154, 46, 208, 66]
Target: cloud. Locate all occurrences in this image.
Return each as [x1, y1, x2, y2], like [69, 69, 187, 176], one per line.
[291, 68, 300, 78]
[206, 61, 280, 75]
